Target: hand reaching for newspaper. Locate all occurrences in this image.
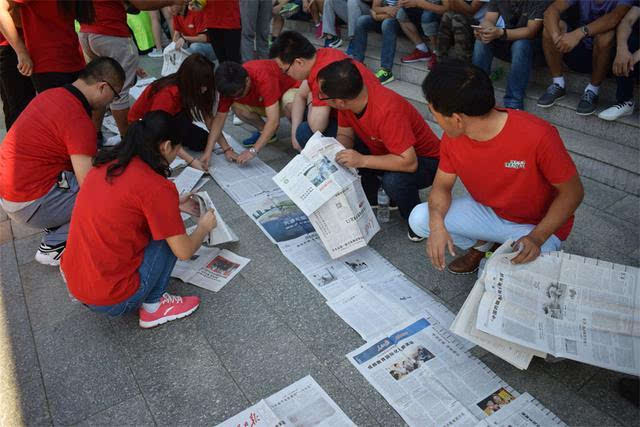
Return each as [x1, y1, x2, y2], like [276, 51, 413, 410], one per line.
[198, 208, 217, 232]
[510, 235, 542, 264]
[179, 193, 200, 217]
[427, 228, 456, 271]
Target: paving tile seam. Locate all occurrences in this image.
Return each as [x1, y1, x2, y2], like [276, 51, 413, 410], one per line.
[68, 390, 150, 427]
[10, 239, 54, 424]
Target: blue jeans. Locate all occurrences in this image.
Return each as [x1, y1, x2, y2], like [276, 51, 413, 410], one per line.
[397, 8, 441, 37]
[472, 39, 533, 110]
[408, 196, 562, 252]
[86, 240, 177, 316]
[186, 42, 217, 64]
[352, 15, 398, 71]
[296, 116, 339, 148]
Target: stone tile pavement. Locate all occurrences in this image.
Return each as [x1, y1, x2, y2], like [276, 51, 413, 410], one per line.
[0, 56, 638, 426]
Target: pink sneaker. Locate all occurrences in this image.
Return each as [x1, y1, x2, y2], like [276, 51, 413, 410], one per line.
[401, 49, 431, 63]
[139, 293, 200, 329]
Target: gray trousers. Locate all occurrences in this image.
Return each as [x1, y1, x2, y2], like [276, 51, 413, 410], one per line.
[322, 0, 371, 39]
[240, 0, 272, 61]
[5, 171, 79, 246]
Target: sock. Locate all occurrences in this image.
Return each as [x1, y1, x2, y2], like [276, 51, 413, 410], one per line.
[142, 301, 160, 313]
[585, 83, 600, 95]
[552, 76, 565, 88]
[416, 43, 429, 53]
[473, 241, 494, 252]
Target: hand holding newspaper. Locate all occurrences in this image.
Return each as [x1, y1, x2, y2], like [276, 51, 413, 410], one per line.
[191, 191, 238, 245]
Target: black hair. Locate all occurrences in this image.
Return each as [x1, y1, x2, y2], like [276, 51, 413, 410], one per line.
[215, 61, 249, 98]
[150, 54, 216, 122]
[318, 59, 363, 100]
[58, 0, 95, 24]
[268, 31, 316, 64]
[79, 56, 126, 87]
[94, 111, 182, 180]
[422, 59, 495, 117]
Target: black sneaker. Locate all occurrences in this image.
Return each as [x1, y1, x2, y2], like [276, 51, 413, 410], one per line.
[407, 227, 425, 242]
[537, 83, 566, 108]
[576, 89, 599, 116]
[35, 241, 66, 266]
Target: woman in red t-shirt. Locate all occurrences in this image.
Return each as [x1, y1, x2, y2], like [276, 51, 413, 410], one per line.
[61, 111, 217, 329]
[128, 54, 237, 171]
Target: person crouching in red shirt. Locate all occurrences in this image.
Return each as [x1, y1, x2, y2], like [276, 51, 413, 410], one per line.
[61, 111, 217, 329]
[128, 54, 237, 171]
[0, 57, 124, 266]
[409, 60, 584, 275]
[317, 59, 441, 241]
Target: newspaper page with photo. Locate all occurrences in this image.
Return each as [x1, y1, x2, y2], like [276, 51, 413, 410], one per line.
[171, 246, 249, 292]
[190, 192, 238, 245]
[475, 392, 567, 427]
[273, 132, 358, 216]
[309, 182, 380, 259]
[239, 190, 315, 244]
[348, 315, 516, 426]
[217, 376, 354, 427]
[475, 241, 640, 375]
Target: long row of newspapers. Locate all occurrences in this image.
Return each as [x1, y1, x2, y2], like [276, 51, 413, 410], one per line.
[209, 133, 568, 426]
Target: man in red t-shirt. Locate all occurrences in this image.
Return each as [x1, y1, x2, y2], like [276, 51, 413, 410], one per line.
[270, 30, 381, 151]
[205, 60, 299, 165]
[317, 59, 440, 239]
[0, 57, 124, 266]
[409, 61, 584, 275]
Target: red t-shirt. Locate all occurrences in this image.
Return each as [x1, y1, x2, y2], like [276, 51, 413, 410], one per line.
[61, 158, 186, 306]
[218, 60, 299, 113]
[308, 48, 379, 108]
[173, 10, 208, 37]
[79, 0, 129, 38]
[128, 84, 182, 122]
[438, 109, 578, 240]
[201, 0, 241, 29]
[14, 0, 85, 73]
[0, 87, 97, 202]
[338, 82, 440, 158]
[0, 33, 8, 47]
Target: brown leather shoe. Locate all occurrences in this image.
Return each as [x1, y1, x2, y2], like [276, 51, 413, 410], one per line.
[447, 248, 486, 275]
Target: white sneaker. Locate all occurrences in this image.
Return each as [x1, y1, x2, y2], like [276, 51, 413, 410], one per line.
[598, 101, 634, 121]
[35, 241, 66, 266]
[147, 48, 163, 58]
[232, 113, 243, 126]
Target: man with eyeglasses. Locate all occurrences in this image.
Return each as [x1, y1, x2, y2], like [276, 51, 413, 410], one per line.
[0, 57, 125, 266]
[205, 59, 299, 164]
[317, 58, 440, 242]
[269, 30, 380, 151]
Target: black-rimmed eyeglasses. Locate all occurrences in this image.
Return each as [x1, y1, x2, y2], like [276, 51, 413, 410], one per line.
[103, 80, 120, 100]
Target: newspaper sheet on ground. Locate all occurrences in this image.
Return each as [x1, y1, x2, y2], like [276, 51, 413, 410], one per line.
[171, 246, 249, 292]
[473, 241, 640, 375]
[475, 392, 567, 427]
[209, 158, 277, 204]
[187, 192, 238, 245]
[238, 190, 315, 244]
[173, 166, 205, 195]
[102, 115, 119, 135]
[348, 315, 516, 426]
[217, 376, 355, 427]
[129, 77, 156, 100]
[309, 181, 380, 259]
[273, 132, 358, 216]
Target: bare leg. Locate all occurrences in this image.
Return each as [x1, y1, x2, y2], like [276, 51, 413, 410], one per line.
[233, 106, 265, 131]
[400, 20, 423, 45]
[149, 10, 163, 51]
[591, 30, 614, 86]
[542, 20, 567, 78]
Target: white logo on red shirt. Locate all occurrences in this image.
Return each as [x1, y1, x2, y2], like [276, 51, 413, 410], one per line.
[505, 160, 526, 169]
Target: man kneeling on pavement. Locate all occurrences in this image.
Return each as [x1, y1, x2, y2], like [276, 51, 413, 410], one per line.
[317, 59, 441, 241]
[409, 60, 584, 275]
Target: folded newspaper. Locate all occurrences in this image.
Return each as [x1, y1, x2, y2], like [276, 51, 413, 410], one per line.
[171, 245, 249, 292]
[273, 132, 379, 259]
[216, 375, 355, 427]
[452, 240, 639, 375]
[191, 192, 238, 246]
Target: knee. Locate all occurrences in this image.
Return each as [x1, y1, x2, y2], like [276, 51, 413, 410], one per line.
[408, 203, 429, 237]
[511, 39, 532, 57]
[381, 18, 397, 33]
[381, 172, 403, 195]
[594, 30, 615, 50]
[356, 14, 370, 31]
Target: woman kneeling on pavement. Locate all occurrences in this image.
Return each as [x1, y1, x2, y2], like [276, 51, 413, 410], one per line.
[61, 111, 217, 329]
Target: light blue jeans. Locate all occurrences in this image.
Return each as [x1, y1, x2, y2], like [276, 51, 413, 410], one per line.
[408, 196, 562, 252]
[352, 15, 398, 71]
[186, 42, 217, 64]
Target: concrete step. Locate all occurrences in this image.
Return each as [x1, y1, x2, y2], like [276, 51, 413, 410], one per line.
[388, 79, 639, 196]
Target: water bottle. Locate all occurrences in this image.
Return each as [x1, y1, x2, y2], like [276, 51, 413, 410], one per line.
[377, 188, 390, 223]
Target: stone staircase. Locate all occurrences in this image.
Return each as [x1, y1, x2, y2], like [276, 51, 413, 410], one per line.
[285, 20, 640, 197]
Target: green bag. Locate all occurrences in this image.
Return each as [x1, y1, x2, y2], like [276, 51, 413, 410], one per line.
[127, 12, 155, 53]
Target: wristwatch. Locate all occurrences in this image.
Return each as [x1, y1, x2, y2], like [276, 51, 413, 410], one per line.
[500, 28, 508, 40]
[581, 25, 590, 37]
[249, 147, 257, 156]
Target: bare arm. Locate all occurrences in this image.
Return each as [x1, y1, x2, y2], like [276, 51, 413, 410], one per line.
[426, 169, 457, 270]
[512, 174, 584, 264]
[336, 126, 355, 149]
[544, 0, 571, 40]
[236, 102, 280, 164]
[617, 6, 640, 49]
[584, 4, 632, 36]
[336, 146, 418, 172]
[166, 210, 216, 260]
[199, 111, 228, 168]
[504, 19, 543, 40]
[70, 155, 93, 186]
[0, 0, 31, 76]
